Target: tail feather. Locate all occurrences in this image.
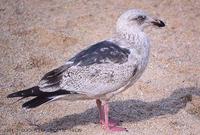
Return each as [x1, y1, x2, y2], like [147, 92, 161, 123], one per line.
[7, 86, 42, 98]
[22, 96, 53, 109]
[7, 86, 76, 108]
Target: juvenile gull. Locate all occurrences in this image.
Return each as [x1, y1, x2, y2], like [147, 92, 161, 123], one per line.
[7, 9, 165, 132]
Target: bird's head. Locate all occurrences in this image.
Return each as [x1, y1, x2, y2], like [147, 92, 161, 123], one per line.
[116, 9, 165, 34]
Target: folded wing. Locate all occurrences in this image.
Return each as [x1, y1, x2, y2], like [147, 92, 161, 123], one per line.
[38, 40, 137, 97]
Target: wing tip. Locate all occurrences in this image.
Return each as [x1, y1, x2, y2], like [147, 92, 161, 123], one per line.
[7, 93, 18, 98]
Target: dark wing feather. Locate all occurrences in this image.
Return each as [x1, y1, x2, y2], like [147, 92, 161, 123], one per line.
[69, 40, 130, 66]
[38, 65, 70, 92]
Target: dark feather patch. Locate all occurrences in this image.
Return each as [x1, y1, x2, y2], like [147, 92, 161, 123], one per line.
[41, 65, 69, 83]
[39, 65, 70, 91]
[22, 96, 52, 108]
[7, 86, 78, 108]
[22, 89, 77, 108]
[7, 85, 76, 99]
[7, 86, 41, 98]
[69, 41, 130, 66]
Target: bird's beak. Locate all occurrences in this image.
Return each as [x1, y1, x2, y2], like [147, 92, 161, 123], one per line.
[151, 19, 165, 27]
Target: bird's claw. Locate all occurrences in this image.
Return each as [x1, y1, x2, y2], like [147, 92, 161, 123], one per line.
[100, 119, 119, 127]
[106, 126, 128, 132]
[100, 119, 127, 132]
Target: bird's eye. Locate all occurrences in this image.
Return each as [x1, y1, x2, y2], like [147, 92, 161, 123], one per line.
[130, 15, 146, 24]
[136, 15, 146, 21]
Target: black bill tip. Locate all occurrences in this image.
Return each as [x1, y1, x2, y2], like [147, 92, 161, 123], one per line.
[152, 20, 165, 27]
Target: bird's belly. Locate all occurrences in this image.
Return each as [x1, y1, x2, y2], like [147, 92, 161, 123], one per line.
[103, 66, 145, 100]
[103, 55, 149, 100]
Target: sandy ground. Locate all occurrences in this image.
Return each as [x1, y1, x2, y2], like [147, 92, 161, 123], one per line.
[1, 0, 200, 135]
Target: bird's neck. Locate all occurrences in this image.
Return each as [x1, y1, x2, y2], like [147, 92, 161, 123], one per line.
[116, 29, 149, 49]
[114, 29, 150, 65]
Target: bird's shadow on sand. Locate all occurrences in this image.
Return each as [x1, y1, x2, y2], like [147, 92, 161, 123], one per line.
[35, 87, 200, 132]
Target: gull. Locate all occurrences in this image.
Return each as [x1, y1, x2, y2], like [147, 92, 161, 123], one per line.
[7, 9, 165, 132]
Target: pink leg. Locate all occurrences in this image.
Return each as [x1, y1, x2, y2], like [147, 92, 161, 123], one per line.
[96, 99, 104, 122]
[96, 99, 119, 127]
[103, 101, 128, 132]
